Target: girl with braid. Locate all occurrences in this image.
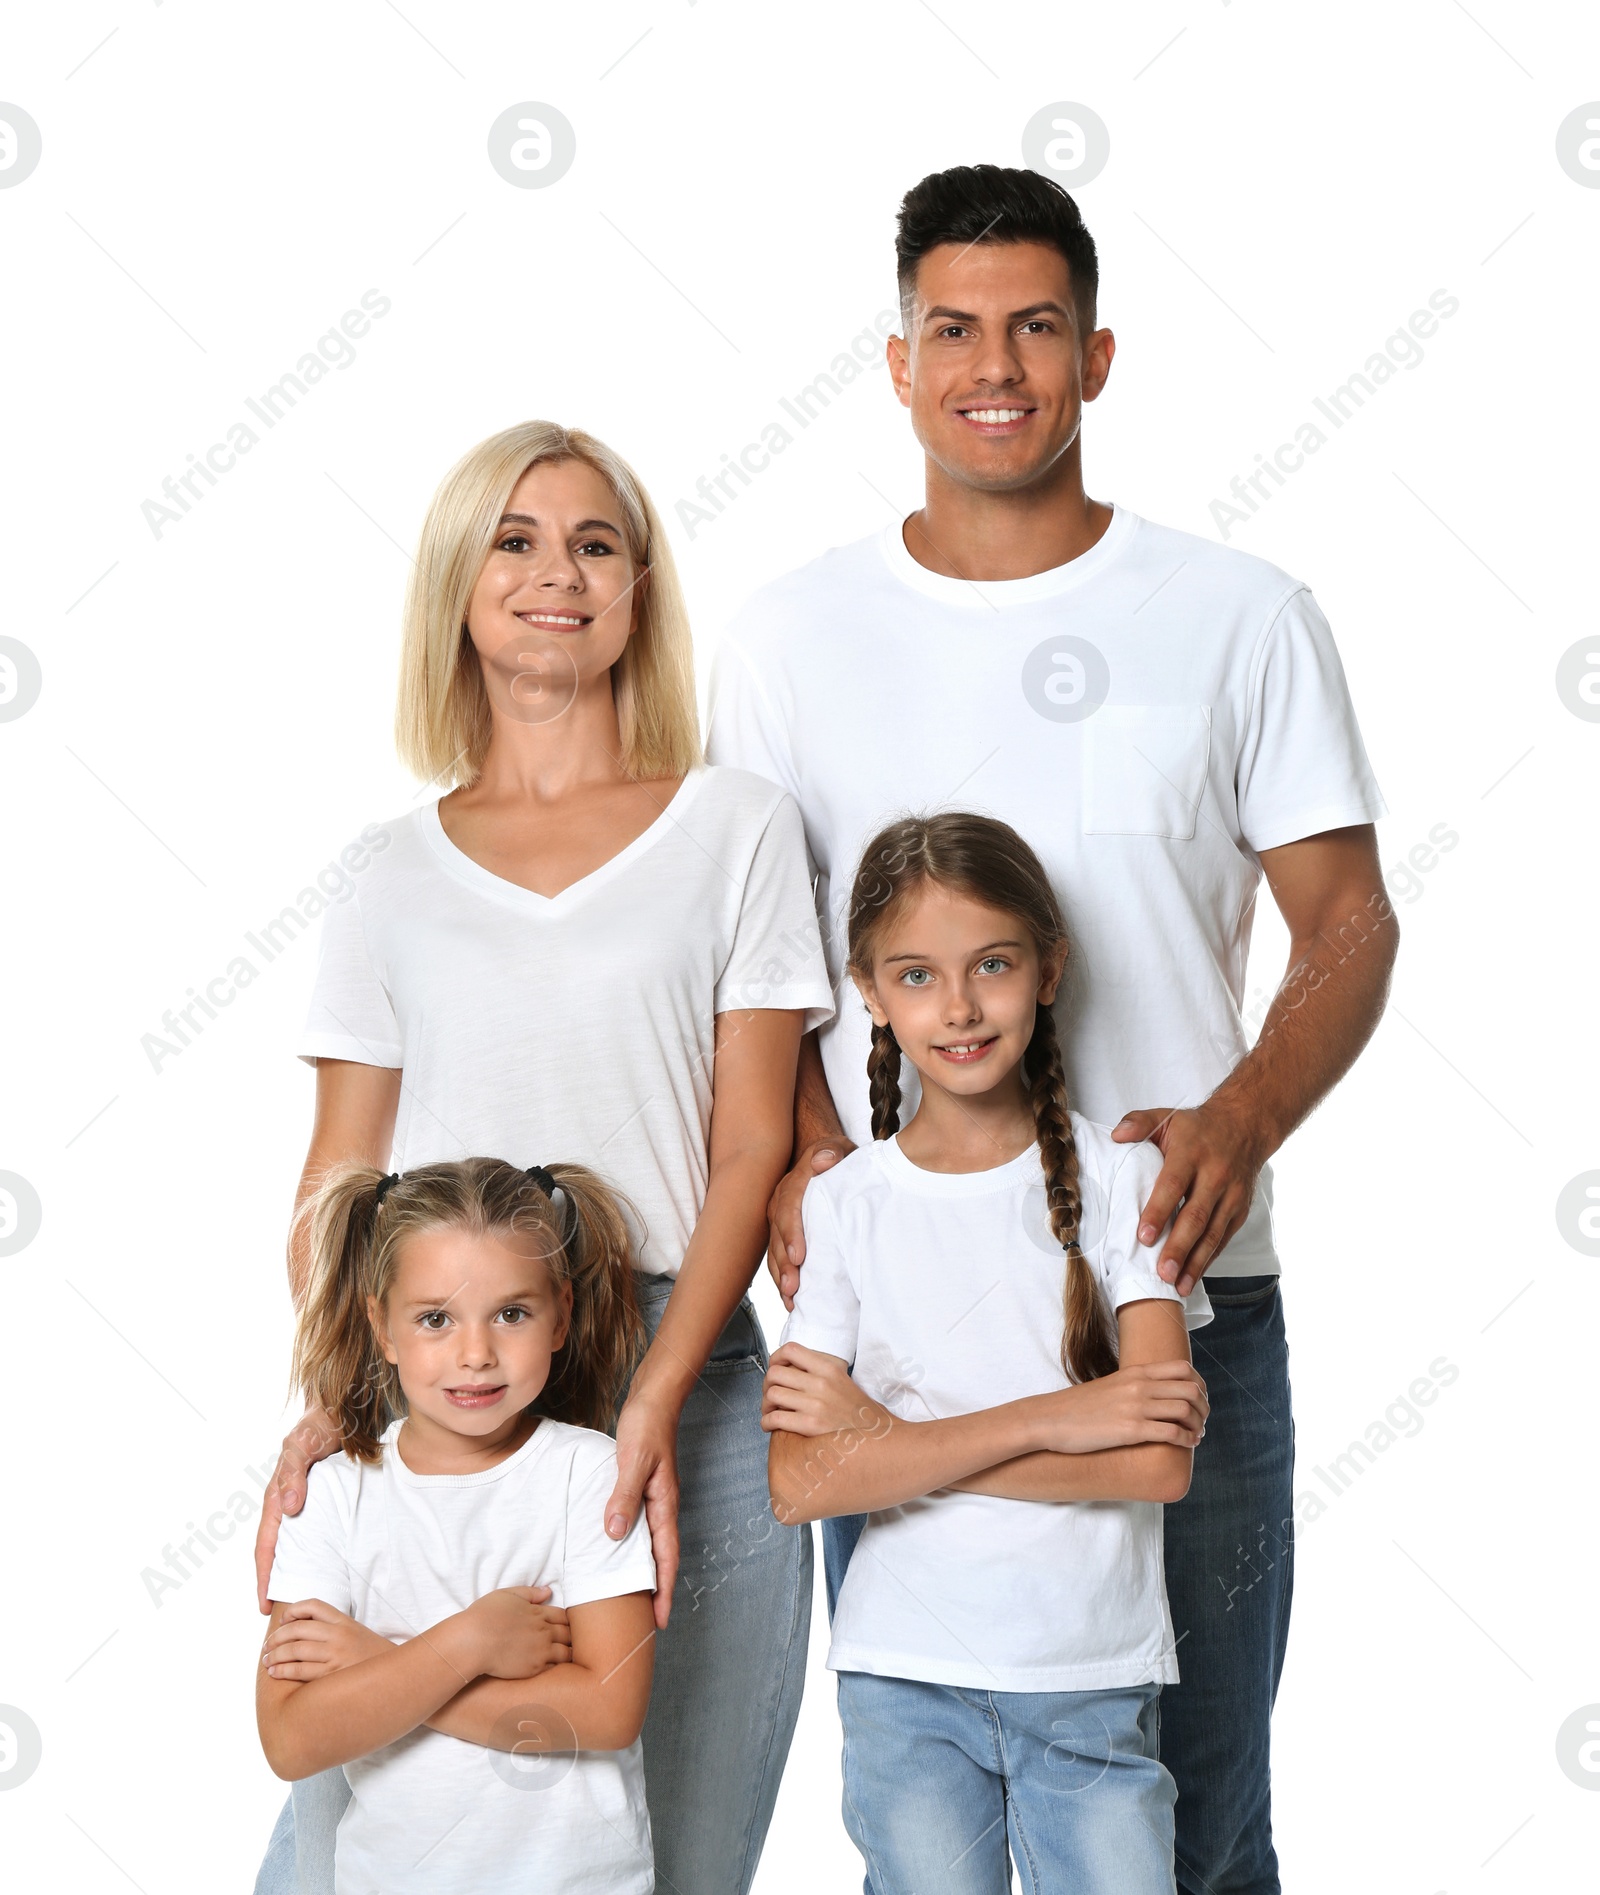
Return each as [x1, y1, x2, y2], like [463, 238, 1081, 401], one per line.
[257, 1157, 658, 1894]
[763, 813, 1213, 1895]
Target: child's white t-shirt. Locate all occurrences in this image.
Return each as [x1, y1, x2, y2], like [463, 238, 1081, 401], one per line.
[268, 1417, 657, 1895]
[780, 1118, 1212, 1694]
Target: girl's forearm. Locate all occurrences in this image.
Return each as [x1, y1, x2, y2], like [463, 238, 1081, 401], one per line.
[260, 1617, 479, 1780]
[769, 1400, 1046, 1524]
[950, 1442, 1193, 1505]
[427, 1649, 653, 1753]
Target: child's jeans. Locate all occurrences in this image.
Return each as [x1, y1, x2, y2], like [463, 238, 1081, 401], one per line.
[837, 1671, 1176, 1895]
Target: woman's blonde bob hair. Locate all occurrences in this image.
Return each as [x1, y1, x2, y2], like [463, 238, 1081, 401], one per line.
[396, 421, 701, 787]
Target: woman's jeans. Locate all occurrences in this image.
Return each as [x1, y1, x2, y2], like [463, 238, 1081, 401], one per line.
[254, 1275, 811, 1895]
[838, 1672, 1174, 1895]
[822, 1273, 1294, 1895]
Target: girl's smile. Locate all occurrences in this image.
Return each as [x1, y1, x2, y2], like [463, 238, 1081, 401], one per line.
[443, 1382, 509, 1408]
[368, 1225, 573, 1474]
[931, 1035, 1000, 1064]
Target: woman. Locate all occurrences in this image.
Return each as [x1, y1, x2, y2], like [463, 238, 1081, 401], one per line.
[251, 421, 832, 1894]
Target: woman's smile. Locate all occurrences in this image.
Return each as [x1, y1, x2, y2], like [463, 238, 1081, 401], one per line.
[513, 609, 592, 631]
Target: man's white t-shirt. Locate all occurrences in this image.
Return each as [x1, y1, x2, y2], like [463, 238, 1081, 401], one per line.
[780, 1119, 1212, 1692]
[268, 1417, 658, 1895]
[708, 508, 1387, 1276]
[300, 766, 834, 1276]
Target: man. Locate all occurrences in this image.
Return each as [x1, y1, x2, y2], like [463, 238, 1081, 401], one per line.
[707, 164, 1395, 1895]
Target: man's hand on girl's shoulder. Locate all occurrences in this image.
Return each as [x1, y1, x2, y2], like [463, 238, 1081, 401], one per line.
[766, 1138, 856, 1308]
[253, 1408, 344, 1614]
[1112, 1101, 1266, 1296]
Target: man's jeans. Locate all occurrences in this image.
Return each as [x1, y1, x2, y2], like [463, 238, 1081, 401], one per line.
[822, 1274, 1294, 1895]
[838, 1672, 1174, 1895]
[255, 1279, 811, 1895]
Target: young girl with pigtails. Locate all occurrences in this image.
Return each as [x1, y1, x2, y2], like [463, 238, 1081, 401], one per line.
[256, 1157, 658, 1895]
[763, 813, 1214, 1895]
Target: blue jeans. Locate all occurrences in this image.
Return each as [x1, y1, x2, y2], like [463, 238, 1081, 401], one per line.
[838, 1671, 1174, 1894]
[255, 1277, 811, 1895]
[1161, 1275, 1293, 1895]
[821, 1274, 1294, 1895]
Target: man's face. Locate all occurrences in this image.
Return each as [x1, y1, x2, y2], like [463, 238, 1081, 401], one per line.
[888, 239, 1114, 495]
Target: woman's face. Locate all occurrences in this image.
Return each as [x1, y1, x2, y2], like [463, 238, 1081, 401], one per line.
[464, 458, 643, 723]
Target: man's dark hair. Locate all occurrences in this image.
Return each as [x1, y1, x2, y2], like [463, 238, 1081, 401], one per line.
[895, 164, 1099, 334]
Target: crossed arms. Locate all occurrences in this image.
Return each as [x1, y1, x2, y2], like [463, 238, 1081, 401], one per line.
[255, 1584, 654, 1782]
[764, 1296, 1206, 1525]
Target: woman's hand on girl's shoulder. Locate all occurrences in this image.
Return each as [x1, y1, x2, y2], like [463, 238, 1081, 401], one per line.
[762, 1344, 890, 1440]
[605, 1392, 682, 1633]
[1033, 1360, 1209, 1457]
[254, 1408, 344, 1614]
[261, 1598, 392, 1682]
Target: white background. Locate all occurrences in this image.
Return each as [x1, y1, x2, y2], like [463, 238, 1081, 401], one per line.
[2, 3, 1597, 1890]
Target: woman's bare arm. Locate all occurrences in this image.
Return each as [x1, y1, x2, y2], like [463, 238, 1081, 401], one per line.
[255, 1058, 401, 1613]
[604, 1008, 803, 1624]
[287, 1058, 402, 1303]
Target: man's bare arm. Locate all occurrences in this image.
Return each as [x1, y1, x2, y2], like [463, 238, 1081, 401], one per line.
[1114, 824, 1398, 1292]
[765, 1031, 856, 1308]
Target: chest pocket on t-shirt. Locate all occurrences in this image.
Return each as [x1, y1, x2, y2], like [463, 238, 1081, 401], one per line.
[1083, 705, 1212, 840]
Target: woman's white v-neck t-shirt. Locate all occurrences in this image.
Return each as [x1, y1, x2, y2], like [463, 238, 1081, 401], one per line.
[299, 766, 834, 1276]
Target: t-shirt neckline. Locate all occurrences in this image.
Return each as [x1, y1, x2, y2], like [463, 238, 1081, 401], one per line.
[383, 1413, 558, 1487]
[876, 503, 1138, 610]
[421, 767, 707, 914]
[875, 1133, 1045, 1196]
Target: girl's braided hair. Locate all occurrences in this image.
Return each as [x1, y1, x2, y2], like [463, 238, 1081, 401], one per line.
[846, 813, 1118, 1383]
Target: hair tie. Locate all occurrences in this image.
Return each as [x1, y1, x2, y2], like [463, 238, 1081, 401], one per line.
[525, 1163, 576, 1249]
[374, 1172, 401, 1206]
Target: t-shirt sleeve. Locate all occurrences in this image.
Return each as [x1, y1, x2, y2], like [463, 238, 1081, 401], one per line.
[297, 890, 404, 1069]
[713, 791, 835, 1033]
[705, 635, 804, 805]
[1096, 1142, 1212, 1332]
[778, 1183, 862, 1364]
[267, 1458, 357, 1610]
[560, 1438, 658, 1609]
[1235, 587, 1387, 854]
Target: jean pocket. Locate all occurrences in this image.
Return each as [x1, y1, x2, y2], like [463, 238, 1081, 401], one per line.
[704, 1296, 766, 1371]
[1202, 1274, 1280, 1308]
[1083, 705, 1212, 839]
